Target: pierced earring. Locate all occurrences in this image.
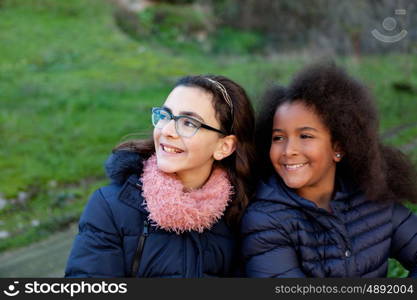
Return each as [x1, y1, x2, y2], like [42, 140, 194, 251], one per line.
[336, 153, 342, 158]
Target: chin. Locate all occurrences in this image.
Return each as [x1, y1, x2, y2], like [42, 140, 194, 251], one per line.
[281, 177, 306, 190]
[156, 157, 179, 174]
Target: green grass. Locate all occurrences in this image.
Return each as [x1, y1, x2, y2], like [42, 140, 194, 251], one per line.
[1, 0, 417, 277]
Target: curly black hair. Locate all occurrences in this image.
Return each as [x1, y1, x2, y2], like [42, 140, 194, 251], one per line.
[255, 62, 417, 203]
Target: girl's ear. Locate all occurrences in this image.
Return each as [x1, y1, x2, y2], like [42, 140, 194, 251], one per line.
[333, 142, 344, 162]
[213, 135, 237, 161]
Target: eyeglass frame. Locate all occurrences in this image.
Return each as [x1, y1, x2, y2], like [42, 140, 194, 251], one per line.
[151, 107, 228, 137]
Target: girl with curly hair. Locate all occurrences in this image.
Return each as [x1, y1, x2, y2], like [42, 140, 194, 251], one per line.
[65, 75, 255, 277]
[241, 63, 417, 277]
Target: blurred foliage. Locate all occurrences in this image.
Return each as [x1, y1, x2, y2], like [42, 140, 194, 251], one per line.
[388, 259, 409, 278]
[115, 2, 266, 55]
[216, 0, 417, 55]
[211, 27, 264, 54]
[146, 0, 417, 55]
[140, 3, 207, 34]
[136, 3, 209, 52]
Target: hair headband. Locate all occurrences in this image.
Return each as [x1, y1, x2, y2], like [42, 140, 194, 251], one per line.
[205, 78, 234, 120]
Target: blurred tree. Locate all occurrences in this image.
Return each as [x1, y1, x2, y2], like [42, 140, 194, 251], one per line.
[110, 0, 417, 55]
[211, 0, 416, 55]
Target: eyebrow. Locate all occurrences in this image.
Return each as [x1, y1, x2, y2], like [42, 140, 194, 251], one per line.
[180, 111, 205, 122]
[272, 127, 319, 132]
[298, 126, 318, 132]
[162, 106, 205, 122]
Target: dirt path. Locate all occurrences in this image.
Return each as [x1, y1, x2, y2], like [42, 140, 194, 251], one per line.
[0, 224, 78, 277]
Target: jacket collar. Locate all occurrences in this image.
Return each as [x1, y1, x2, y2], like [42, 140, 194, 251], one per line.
[105, 150, 144, 185]
[256, 174, 361, 213]
[105, 150, 149, 214]
[117, 174, 149, 214]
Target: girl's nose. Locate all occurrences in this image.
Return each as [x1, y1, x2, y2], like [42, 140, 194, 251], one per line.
[283, 139, 299, 156]
[160, 119, 179, 138]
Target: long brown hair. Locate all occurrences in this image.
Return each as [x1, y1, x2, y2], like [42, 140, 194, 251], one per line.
[116, 75, 256, 229]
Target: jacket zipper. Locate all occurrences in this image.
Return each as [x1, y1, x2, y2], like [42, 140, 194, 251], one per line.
[130, 219, 149, 277]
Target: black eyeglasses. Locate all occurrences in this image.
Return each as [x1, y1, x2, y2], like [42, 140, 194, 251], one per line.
[151, 107, 227, 137]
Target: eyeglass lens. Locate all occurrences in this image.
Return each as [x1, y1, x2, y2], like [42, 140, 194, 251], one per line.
[152, 108, 201, 137]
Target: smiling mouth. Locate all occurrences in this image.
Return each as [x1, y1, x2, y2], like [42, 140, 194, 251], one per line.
[283, 163, 307, 170]
[161, 144, 184, 154]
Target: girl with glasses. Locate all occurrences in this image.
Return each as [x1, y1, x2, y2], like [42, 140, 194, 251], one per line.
[241, 63, 417, 277]
[65, 75, 255, 277]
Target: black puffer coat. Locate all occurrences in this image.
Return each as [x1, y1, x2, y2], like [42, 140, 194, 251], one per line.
[241, 175, 417, 277]
[65, 150, 237, 278]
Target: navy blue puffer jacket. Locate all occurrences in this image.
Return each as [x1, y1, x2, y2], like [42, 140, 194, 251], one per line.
[241, 175, 417, 277]
[65, 151, 237, 278]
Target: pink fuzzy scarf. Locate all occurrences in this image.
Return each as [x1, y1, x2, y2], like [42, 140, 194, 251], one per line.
[140, 155, 233, 234]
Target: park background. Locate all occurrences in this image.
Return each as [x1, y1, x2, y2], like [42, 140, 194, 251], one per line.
[0, 0, 416, 277]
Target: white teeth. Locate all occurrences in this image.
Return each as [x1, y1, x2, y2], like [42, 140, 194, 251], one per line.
[285, 163, 306, 170]
[162, 145, 182, 153]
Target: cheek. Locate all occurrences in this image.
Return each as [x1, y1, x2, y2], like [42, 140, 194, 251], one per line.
[153, 129, 160, 147]
[186, 136, 217, 158]
[269, 144, 281, 164]
[308, 143, 335, 166]
[153, 128, 160, 139]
